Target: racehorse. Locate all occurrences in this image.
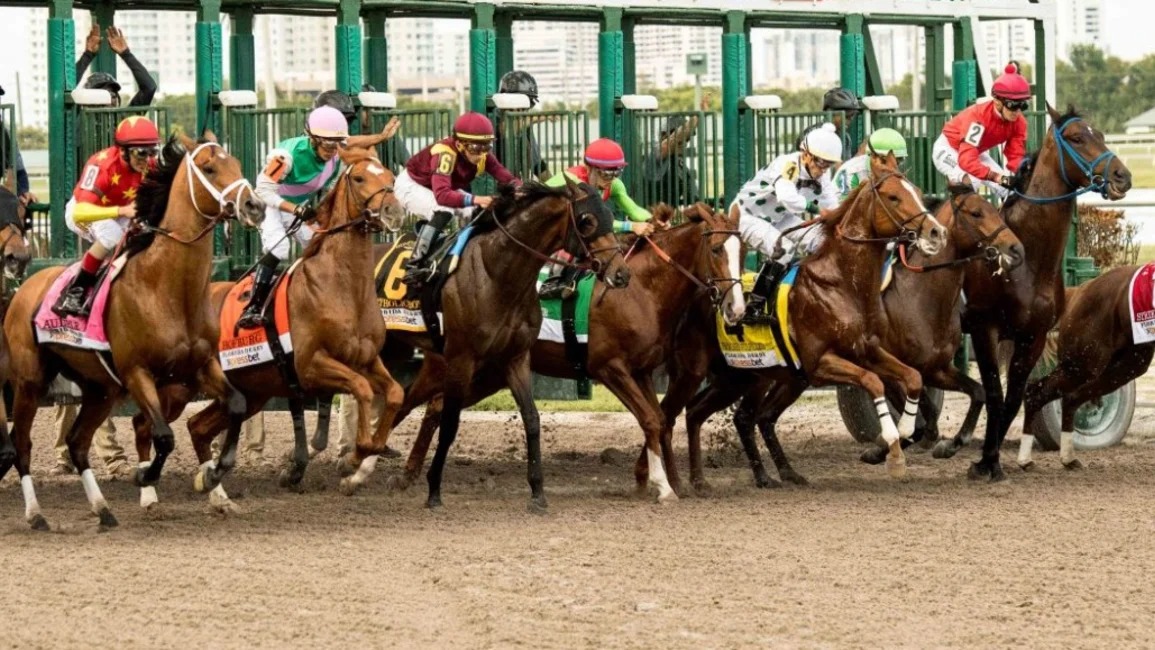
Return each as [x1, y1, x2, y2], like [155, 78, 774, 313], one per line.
[1021, 266, 1150, 469]
[180, 148, 407, 504]
[363, 177, 631, 511]
[387, 202, 745, 501]
[2, 133, 263, 529]
[659, 152, 947, 487]
[0, 183, 33, 299]
[931, 105, 1132, 481]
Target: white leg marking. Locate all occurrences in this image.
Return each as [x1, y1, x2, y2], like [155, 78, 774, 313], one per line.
[723, 234, 746, 323]
[351, 455, 379, 486]
[21, 475, 41, 521]
[80, 469, 108, 514]
[1060, 430, 1077, 466]
[896, 395, 920, 439]
[647, 449, 676, 501]
[1017, 434, 1035, 467]
[877, 398, 899, 445]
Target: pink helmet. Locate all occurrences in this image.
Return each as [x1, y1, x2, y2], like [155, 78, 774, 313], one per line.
[306, 106, 349, 139]
[992, 62, 1031, 101]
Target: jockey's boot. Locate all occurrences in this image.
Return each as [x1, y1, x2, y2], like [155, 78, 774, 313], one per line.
[402, 210, 453, 290]
[237, 257, 279, 330]
[742, 260, 787, 325]
[539, 265, 578, 300]
[52, 267, 99, 318]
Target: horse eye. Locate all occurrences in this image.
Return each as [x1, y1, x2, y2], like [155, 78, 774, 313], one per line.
[353, 175, 365, 183]
[888, 194, 900, 203]
[203, 166, 215, 174]
[711, 245, 723, 255]
[1069, 134, 1083, 144]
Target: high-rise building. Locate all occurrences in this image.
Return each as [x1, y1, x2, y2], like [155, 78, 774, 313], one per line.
[751, 29, 841, 91]
[981, 20, 1036, 72]
[633, 25, 723, 90]
[1056, 0, 1102, 59]
[511, 22, 598, 106]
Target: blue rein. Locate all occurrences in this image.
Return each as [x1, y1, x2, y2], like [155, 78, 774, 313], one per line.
[1011, 117, 1116, 204]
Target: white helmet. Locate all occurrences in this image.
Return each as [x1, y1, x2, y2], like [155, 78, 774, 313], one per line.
[803, 123, 843, 164]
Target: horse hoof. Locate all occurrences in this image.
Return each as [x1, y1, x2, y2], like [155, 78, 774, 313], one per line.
[212, 499, 240, 515]
[932, 441, 958, 460]
[192, 468, 213, 493]
[692, 481, 714, 498]
[656, 489, 679, 504]
[337, 457, 358, 478]
[967, 461, 990, 480]
[338, 478, 359, 497]
[1063, 458, 1085, 471]
[886, 454, 907, 480]
[385, 474, 411, 493]
[781, 471, 810, 487]
[527, 497, 549, 515]
[426, 496, 443, 510]
[97, 507, 118, 528]
[754, 476, 782, 489]
[988, 465, 1007, 483]
[28, 514, 50, 531]
[1019, 460, 1037, 472]
[860, 448, 887, 465]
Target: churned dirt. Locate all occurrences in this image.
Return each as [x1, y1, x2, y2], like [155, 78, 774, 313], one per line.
[5, 384, 1155, 649]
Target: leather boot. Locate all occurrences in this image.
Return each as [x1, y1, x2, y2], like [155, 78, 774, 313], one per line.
[402, 211, 452, 290]
[52, 268, 99, 318]
[237, 259, 279, 329]
[742, 260, 787, 324]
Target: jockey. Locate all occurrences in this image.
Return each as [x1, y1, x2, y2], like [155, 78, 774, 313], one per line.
[54, 116, 160, 317]
[832, 128, 909, 201]
[396, 111, 520, 288]
[733, 123, 842, 318]
[539, 138, 657, 300]
[933, 62, 1030, 199]
[237, 105, 401, 328]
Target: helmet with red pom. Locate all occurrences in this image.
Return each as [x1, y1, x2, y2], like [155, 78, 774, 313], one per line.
[114, 116, 160, 146]
[583, 138, 627, 169]
[453, 112, 495, 142]
[992, 62, 1032, 101]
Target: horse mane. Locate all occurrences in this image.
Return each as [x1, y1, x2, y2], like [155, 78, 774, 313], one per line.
[816, 179, 870, 239]
[124, 136, 204, 256]
[469, 181, 569, 235]
[1003, 105, 1083, 213]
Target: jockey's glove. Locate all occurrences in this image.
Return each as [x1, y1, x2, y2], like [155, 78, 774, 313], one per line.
[998, 174, 1018, 190]
[293, 203, 317, 223]
[804, 201, 821, 216]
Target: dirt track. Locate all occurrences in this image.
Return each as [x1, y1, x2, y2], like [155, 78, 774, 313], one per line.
[5, 389, 1155, 649]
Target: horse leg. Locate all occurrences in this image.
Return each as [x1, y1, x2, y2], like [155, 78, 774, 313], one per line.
[309, 396, 333, 455]
[756, 378, 809, 486]
[502, 350, 549, 513]
[132, 384, 190, 509]
[278, 397, 310, 490]
[11, 381, 48, 530]
[683, 370, 755, 492]
[595, 360, 676, 502]
[733, 384, 779, 489]
[339, 357, 406, 496]
[982, 336, 1048, 481]
[187, 397, 264, 512]
[380, 355, 445, 489]
[637, 368, 684, 497]
[659, 356, 711, 494]
[926, 367, 986, 459]
[811, 352, 907, 479]
[965, 325, 1007, 481]
[0, 393, 13, 482]
[122, 367, 175, 488]
[65, 388, 119, 528]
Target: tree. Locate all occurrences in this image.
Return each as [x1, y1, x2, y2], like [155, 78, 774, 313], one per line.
[17, 126, 47, 150]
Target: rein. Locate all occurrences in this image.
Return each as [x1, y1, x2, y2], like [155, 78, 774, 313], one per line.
[490, 195, 621, 275]
[627, 227, 741, 306]
[1012, 117, 1117, 204]
[899, 192, 1005, 272]
[834, 171, 931, 247]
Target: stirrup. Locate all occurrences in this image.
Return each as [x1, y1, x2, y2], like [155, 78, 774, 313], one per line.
[52, 288, 90, 318]
[236, 306, 266, 329]
[539, 278, 575, 300]
[741, 295, 771, 324]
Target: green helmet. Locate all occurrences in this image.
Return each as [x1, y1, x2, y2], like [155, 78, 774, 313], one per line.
[869, 128, 908, 159]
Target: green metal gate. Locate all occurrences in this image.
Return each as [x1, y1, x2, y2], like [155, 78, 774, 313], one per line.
[494, 108, 589, 184]
[366, 108, 453, 175]
[0, 103, 15, 178]
[620, 109, 722, 211]
[75, 106, 171, 177]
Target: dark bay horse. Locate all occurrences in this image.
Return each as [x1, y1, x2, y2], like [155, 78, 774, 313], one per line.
[933, 105, 1132, 481]
[0, 184, 33, 295]
[181, 148, 408, 506]
[367, 178, 630, 511]
[1021, 267, 1150, 469]
[387, 203, 745, 501]
[2, 133, 264, 529]
[659, 152, 947, 487]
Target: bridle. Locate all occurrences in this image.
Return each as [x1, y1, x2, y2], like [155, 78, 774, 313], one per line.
[310, 157, 396, 237]
[899, 190, 1007, 272]
[835, 171, 934, 248]
[626, 220, 741, 308]
[138, 142, 257, 245]
[1012, 116, 1118, 203]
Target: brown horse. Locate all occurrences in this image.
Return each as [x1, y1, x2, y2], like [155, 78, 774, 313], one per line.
[659, 152, 946, 486]
[931, 105, 1132, 481]
[363, 178, 630, 511]
[2, 133, 263, 529]
[179, 148, 407, 506]
[1022, 267, 1150, 469]
[0, 183, 34, 296]
[386, 202, 745, 501]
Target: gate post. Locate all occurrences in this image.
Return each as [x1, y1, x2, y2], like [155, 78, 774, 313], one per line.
[598, 8, 625, 140]
[91, 1, 117, 77]
[364, 10, 388, 92]
[841, 14, 866, 155]
[195, 0, 223, 136]
[470, 3, 498, 114]
[951, 19, 977, 111]
[722, 10, 749, 205]
[335, 0, 363, 96]
[495, 11, 514, 82]
[48, 0, 77, 258]
[229, 7, 256, 92]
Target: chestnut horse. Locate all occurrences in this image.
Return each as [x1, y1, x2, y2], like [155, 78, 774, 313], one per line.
[931, 105, 1132, 480]
[180, 148, 408, 506]
[2, 134, 264, 529]
[659, 152, 947, 487]
[386, 202, 746, 501]
[1022, 267, 1150, 469]
[363, 178, 631, 511]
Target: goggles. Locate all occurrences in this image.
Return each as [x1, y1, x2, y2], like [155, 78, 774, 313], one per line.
[1000, 99, 1030, 112]
[463, 142, 492, 154]
[128, 146, 159, 159]
[595, 166, 625, 179]
[809, 156, 833, 170]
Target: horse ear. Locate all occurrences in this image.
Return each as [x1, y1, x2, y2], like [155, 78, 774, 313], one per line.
[885, 150, 897, 168]
[201, 129, 219, 144]
[177, 131, 197, 153]
[1046, 101, 1061, 125]
[562, 171, 580, 199]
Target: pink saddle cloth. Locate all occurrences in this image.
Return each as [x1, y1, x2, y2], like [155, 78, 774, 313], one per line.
[33, 256, 127, 351]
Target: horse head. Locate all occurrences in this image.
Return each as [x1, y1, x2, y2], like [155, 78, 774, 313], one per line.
[942, 183, 1024, 275]
[556, 174, 631, 289]
[0, 187, 31, 283]
[684, 202, 745, 325]
[176, 131, 265, 228]
[317, 147, 400, 234]
[866, 151, 946, 255]
[1043, 103, 1131, 201]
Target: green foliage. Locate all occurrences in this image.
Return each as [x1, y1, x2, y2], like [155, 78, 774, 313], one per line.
[17, 126, 47, 150]
[1056, 44, 1155, 133]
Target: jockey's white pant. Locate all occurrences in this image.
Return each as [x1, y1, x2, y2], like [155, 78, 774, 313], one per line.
[932, 134, 1010, 199]
[64, 198, 129, 250]
[732, 203, 824, 265]
[395, 170, 473, 223]
[260, 204, 314, 260]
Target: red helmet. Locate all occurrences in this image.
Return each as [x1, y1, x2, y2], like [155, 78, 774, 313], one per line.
[584, 138, 626, 169]
[992, 63, 1031, 101]
[453, 112, 495, 141]
[114, 116, 160, 146]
